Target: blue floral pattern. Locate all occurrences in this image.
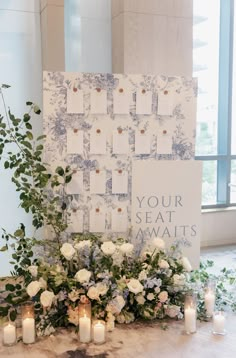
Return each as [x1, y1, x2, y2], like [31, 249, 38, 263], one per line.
[43, 72, 197, 244]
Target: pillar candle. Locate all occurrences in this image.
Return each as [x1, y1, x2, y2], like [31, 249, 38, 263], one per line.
[3, 323, 16, 345]
[22, 317, 35, 344]
[213, 312, 225, 334]
[185, 307, 196, 333]
[93, 322, 105, 343]
[79, 315, 91, 343]
[204, 290, 215, 316]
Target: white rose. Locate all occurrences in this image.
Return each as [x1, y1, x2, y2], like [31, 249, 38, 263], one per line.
[181, 257, 192, 272]
[87, 286, 100, 300]
[138, 270, 147, 281]
[155, 287, 160, 294]
[152, 237, 165, 251]
[60, 243, 75, 260]
[74, 269, 91, 284]
[74, 240, 91, 251]
[40, 290, 55, 308]
[101, 241, 116, 255]
[39, 277, 47, 290]
[158, 291, 168, 303]
[97, 282, 108, 296]
[28, 265, 38, 277]
[119, 243, 134, 256]
[26, 281, 42, 297]
[159, 259, 169, 269]
[68, 289, 80, 302]
[135, 294, 146, 305]
[127, 279, 143, 294]
[147, 293, 155, 301]
[165, 305, 180, 318]
[173, 273, 186, 286]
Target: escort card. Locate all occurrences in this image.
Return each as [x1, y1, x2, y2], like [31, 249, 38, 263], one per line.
[111, 207, 128, 232]
[90, 170, 106, 194]
[90, 128, 107, 155]
[67, 209, 84, 233]
[67, 88, 84, 114]
[67, 129, 84, 154]
[66, 170, 83, 195]
[136, 89, 152, 115]
[112, 170, 128, 194]
[135, 130, 151, 154]
[156, 131, 173, 155]
[112, 130, 129, 154]
[157, 90, 174, 116]
[89, 208, 106, 232]
[113, 88, 131, 114]
[90, 89, 107, 114]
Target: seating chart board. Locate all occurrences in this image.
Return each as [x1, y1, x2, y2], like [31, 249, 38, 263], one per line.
[43, 71, 199, 257]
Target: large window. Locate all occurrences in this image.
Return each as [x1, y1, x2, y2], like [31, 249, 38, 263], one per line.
[193, 0, 235, 207]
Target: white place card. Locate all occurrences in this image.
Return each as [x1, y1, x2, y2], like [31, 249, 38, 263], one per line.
[113, 89, 131, 114]
[112, 170, 128, 194]
[156, 132, 173, 154]
[111, 207, 128, 232]
[67, 209, 84, 233]
[135, 130, 151, 155]
[112, 130, 129, 154]
[67, 88, 84, 114]
[90, 89, 107, 114]
[157, 90, 174, 116]
[90, 128, 107, 155]
[90, 170, 106, 194]
[89, 208, 106, 232]
[67, 129, 84, 155]
[66, 171, 83, 195]
[136, 89, 152, 115]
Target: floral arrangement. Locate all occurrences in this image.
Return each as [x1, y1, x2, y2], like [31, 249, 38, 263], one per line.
[1, 85, 236, 337]
[1, 230, 192, 336]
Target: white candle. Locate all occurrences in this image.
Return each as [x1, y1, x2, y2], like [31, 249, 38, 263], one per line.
[79, 315, 91, 343]
[185, 307, 196, 333]
[204, 290, 215, 316]
[3, 323, 16, 345]
[22, 317, 35, 344]
[93, 322, 105, 343]
[213, 312, 225, 334]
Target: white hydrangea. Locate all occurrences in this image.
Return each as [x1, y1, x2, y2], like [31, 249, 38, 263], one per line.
[119, 243, 134, 256]
[74, 240, 91, 251]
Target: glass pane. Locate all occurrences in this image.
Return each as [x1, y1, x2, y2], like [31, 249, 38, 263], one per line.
[230, 160, 236, 203]
[201, 161, 217, 205]
[193, 0, 220, 155]
[232, 3, 236, 154]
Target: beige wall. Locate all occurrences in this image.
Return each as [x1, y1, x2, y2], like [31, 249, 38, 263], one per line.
[112, 0, 193, 76]
[40, 0, 65, 71]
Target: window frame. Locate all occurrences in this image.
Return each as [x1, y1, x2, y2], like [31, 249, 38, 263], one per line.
[195, 0, 236, 209]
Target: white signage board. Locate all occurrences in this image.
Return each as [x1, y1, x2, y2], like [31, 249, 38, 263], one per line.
[132, 160, 202, 268]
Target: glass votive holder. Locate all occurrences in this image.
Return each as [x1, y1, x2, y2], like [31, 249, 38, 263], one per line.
[212, 311, 226, 335]
[204, 279, 216, 318]
[79, 314, 91, 343]
[21, 301, 36, 344]
[92, 320, 106, 344]
[184, 293, 197, 334]
[3, 321, 17, 346]
[78, 301, 92, 320]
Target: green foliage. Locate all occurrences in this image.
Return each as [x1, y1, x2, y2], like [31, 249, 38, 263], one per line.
[0, 84, 74, 320]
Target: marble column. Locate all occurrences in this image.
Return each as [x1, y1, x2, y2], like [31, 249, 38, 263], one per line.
[40, 0, 65, 71]
[112, 0, 193, 76]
